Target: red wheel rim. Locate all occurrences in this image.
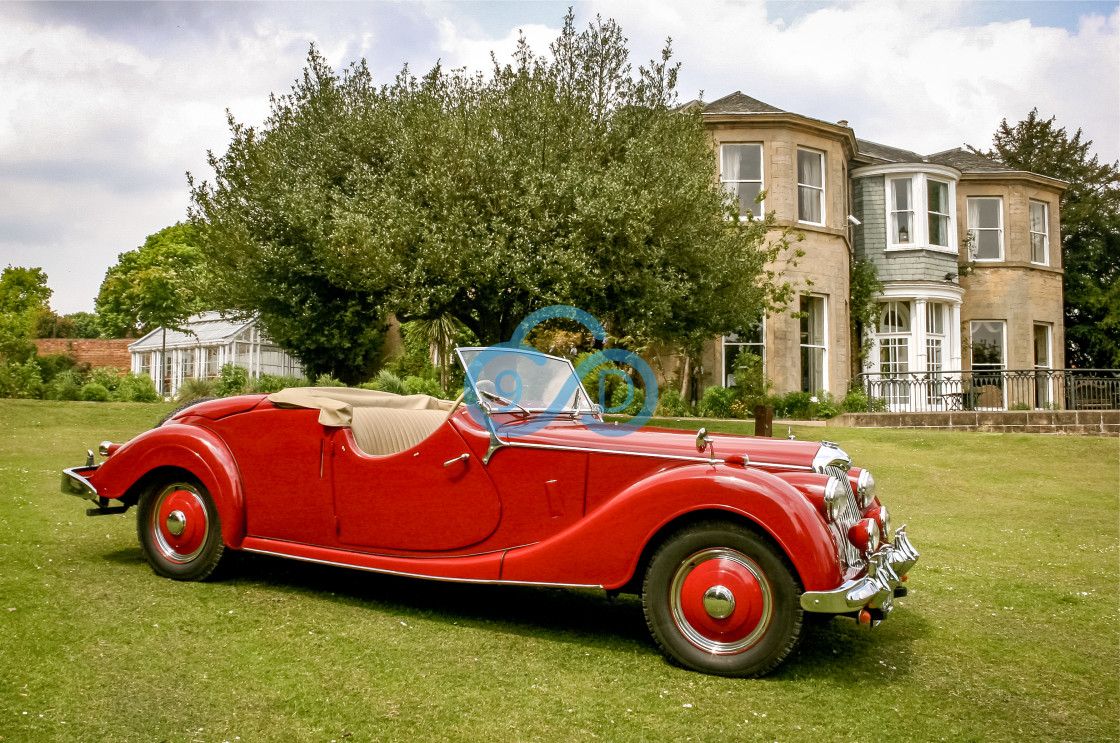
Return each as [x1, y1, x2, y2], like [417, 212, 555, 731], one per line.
[669, 548, 773, 654]
[151, 484, 209, 563]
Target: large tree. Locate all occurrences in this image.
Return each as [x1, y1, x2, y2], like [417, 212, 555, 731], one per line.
[971, 110, 1120, 368]
[0, 265, 52, 359]
[191, 13, 790, 382]
[95, 223, 206, 339]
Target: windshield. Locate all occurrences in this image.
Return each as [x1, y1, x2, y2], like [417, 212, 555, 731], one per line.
[456, 347, 594, 413]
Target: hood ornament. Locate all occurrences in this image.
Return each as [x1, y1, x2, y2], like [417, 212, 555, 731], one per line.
[787, 427, 795, 441]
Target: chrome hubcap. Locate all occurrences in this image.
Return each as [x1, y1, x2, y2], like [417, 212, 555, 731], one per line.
[166, 510, 186, 536]
[670, 548, 773, 655]
[702, 584, 736, 619]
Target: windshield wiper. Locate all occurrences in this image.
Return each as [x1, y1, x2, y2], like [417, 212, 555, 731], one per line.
[477, 388, 531, 418]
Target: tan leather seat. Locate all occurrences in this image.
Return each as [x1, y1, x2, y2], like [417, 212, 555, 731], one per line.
[349, 407, 448, 456]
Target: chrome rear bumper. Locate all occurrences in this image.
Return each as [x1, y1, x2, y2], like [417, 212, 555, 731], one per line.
[800, 525, 919, 616]
[62, 465, 100, 503]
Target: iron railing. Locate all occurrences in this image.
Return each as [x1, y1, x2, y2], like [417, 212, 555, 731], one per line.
[856, 369, 1120, 412]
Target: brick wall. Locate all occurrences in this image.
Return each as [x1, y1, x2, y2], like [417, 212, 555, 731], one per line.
[33, 339, 133, 372]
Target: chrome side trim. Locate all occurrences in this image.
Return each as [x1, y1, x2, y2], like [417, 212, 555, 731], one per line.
[242, 547, 603, 589]
[62, 466, 99, 503]
[495, 439, 725, 465]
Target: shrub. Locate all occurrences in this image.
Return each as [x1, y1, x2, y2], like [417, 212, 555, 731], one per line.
[655, 388, 693, 417]
[403, 375, 446, 398]
[841, 387, 870, 413]
[0, 358, 45, 399]
[48, 368, 85, 401]
[37, 352, 80, 383]
[114, 372, 160, 403]
[698, 385, 738, 419]
[175, 377, 217, 404]
[249, 375, 309, 394]
[214, 364, 249, 397]
[88, 366, 123, 392]
[364, 370, 408, 396]
[313, 373, 347, 388]
[80, 382, 111, 402]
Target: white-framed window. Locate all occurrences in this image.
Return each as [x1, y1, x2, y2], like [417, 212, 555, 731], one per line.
[797, 149, 824, 225]
[800, 295, 827, 392]
[720, 144, 764, 220]
[182, 348, 196, 379]
[1030, 200, 1049, 265]
[927, 179, 951, 248]
[889, 177, 913, 245]
[1034, 323, 1053, 408]
[877, 301, 911, 406]
[969, 320, 1006, 409]
[926, 302, 945, 374]
[139, 352, 152, 379]
[968, 197, 1003, 261]
[722, 317, 765, 388]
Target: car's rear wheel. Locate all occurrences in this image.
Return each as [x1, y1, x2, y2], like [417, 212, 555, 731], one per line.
[137, 476, 225, 581]
[642, 520, 803, 677]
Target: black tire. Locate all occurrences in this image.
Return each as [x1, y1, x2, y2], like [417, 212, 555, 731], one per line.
[137, 476, 225, 581]
[642, 520, 804, 678]
[158, 396, 217, 427]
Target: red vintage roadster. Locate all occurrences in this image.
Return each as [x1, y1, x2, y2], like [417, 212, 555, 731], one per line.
[62, 347, 917, 677]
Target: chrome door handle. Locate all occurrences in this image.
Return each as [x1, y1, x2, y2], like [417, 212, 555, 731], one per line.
[443, 453, 470, 467]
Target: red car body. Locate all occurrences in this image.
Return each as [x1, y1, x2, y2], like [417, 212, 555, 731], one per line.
[62, 354, 918, 677]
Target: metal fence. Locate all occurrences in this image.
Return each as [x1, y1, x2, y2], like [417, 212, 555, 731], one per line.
[856, 369, 1120, 412]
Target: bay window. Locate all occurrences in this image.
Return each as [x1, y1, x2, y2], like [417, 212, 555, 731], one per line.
[800, 295, 827, 393]
[968, 197, 1003, 260]
[1030, 200, 1049, 265]
[877, 301, 911, 406]
[890, 177, 913, 245]
[927, 179, 951, 248]
[722, 317, 765, 387]
[721, 144, 763, 219]
[797, 149, 824, 224]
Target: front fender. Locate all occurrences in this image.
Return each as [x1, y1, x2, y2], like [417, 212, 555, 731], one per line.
[499, 463, 842, 591]
[88, 423, 246, 550]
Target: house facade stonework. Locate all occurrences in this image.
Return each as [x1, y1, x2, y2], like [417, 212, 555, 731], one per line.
[691, 92, 1065, 408]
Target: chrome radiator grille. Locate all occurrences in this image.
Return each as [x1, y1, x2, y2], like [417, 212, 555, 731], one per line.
[823, 464, 863, 568]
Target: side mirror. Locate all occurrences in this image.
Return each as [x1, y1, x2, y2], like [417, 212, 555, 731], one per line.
[695, 427, 713, 453]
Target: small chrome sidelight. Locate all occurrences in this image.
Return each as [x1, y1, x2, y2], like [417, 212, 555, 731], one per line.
[856, 469, 876, 508]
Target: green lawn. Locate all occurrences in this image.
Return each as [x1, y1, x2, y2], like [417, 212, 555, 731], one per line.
[1, 399, 1117, 742]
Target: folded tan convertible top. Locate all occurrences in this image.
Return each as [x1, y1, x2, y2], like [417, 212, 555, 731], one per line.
[268, 386, 455, 427]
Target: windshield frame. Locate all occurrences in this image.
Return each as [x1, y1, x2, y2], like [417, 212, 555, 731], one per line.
[455, 346, 597, 416]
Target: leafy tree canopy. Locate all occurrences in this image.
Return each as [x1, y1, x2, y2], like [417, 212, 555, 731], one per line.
[190, 11, 791, 383]
[95, 223, 207, 339]
[0, 265, 52, 359]
[971, 109, 1120, 367]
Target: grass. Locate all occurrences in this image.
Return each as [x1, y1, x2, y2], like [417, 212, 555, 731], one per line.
[1, 399, 1117, 742]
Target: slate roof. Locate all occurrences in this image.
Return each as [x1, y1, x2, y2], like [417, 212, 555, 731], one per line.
[129, 311, 254, 351]
[703, 91, 786, 114]
[925, 147, 1018, 173]
[855, 138, 927, 164]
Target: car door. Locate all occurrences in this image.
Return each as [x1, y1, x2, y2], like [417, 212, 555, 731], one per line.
[331, 421, 501, 551]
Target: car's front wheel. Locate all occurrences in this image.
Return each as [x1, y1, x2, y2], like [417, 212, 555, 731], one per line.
[642, 520, 803, 677]
[137, 476, 225, 581]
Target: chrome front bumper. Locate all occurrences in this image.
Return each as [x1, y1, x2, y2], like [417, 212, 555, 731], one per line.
[800, 525, 919, 617]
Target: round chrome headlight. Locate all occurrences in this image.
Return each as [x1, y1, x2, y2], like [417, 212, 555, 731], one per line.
[874, 505, 892, 541]
[856, 469, 876, 509]
[823, 477, 843, 522]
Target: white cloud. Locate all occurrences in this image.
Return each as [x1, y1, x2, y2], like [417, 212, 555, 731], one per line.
[0, 1, 1116, 314]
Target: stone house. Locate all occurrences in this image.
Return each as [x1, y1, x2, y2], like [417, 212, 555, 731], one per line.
[691, 92, 1065, 409]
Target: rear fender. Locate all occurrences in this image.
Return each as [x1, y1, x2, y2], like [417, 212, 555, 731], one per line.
[88, 424, 246, 549]
[499, 463, 842, 591]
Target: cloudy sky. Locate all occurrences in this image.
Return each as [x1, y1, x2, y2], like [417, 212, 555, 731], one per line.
[1, 0, 1117, 314]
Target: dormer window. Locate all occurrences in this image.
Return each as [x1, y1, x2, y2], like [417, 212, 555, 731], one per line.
[720, 144, 763, 220]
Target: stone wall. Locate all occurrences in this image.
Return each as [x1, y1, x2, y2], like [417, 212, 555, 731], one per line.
[828, 410, 1118, 436]
[32, 339, 132, 372]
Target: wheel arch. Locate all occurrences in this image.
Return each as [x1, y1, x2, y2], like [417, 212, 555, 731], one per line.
[619, 508, 791, 596]
[92, 424, 246, 550]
